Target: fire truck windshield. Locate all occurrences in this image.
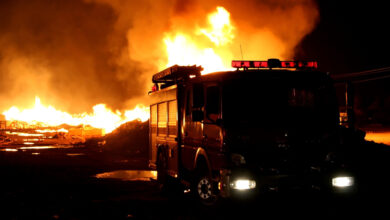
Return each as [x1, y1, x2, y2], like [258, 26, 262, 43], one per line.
[222, 77, 339, 133]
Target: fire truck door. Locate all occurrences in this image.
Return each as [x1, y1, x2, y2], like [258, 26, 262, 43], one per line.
[203, 85, 223, 169]
[181, 84, 204, 170]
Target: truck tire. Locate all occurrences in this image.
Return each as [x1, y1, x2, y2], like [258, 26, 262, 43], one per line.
[193, 164, 219, 206]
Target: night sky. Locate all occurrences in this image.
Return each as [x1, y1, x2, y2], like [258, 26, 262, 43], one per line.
[296, 0, 390, 74]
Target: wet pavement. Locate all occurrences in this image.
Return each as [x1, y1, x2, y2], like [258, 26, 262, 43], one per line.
[95, 170, 158, 181]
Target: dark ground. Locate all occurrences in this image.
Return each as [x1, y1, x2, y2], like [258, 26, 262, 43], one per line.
[0, 144, 389, 220]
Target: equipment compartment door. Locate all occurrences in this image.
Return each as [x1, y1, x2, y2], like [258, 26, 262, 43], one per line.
[167, 100, 179, 175]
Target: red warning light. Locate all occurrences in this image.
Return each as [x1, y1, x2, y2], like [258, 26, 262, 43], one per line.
[152, 84, 158, 92]
[254, 61, 268, 68]
[281, 61, 296, 68]
[306, 61, 318, 68]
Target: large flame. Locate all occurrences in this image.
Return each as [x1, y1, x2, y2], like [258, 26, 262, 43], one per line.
[2, 96, 149, 134]
[164, 6, 235, 74]
[200, 7, 235, 47]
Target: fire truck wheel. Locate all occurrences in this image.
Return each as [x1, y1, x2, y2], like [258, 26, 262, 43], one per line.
[193, 168, 219, 206]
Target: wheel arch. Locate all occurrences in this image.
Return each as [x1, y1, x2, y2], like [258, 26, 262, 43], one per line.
[194, 147, 212, 176]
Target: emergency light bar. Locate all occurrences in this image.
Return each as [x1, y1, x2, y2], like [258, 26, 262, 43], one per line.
[232, 59, 318, 70]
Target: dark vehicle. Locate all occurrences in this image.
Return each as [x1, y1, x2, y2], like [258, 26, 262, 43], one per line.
[148, 59, 360, 205]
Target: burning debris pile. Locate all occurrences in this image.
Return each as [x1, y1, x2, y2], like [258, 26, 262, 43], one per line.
[0, 125, 103, 147]
[99, 120, 149, 158]
[0, 97, 149, 147]
[0, 118, 148, 148]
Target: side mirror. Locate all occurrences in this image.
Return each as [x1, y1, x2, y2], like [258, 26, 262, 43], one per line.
[192, 110, 204, 122]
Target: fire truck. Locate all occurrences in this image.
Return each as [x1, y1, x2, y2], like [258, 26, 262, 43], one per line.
[148, 59, 360, 205]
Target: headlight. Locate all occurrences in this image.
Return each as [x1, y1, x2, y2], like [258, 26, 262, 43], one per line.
[231, 179, 256, 190]
[332, 176, 354, 188]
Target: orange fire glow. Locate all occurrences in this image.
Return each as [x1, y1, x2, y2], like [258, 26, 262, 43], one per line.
[163, 6, 235, 74]
[200, 7, 235, 47]
[2, 96, 149, 134]
[365, 131, 390, 146]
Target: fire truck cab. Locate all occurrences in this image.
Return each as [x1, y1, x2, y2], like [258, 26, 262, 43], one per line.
[148, 59, 356, 204]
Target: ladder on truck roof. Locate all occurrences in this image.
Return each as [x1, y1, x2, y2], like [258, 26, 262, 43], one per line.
[152, 65, 203, 83]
